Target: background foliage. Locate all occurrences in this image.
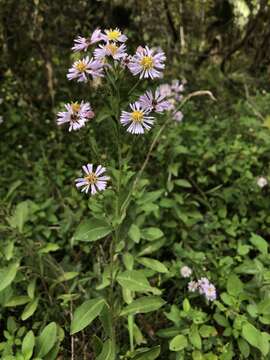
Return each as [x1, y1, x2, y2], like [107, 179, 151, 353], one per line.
[1, 0, 270, 359]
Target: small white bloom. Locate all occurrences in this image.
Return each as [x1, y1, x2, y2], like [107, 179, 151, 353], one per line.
[257, 176, 268, 188]
[180, 266, 192, 278]
[188, 281, 198, 292]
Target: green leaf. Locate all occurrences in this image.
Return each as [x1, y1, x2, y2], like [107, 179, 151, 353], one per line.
[38, 243, 60, 254]
[199, 325, 217, 338]
[4, 296, 30, 307]
[70, 298, 105, 334]
[174, 179, 192, 188]
[56, 272, 79, 282]
[241, 323, 261, 350]
[128, 224, 141, 243]
[8, 201, 30, 232]
[249, 233, 268, 255]
[27, 279, 36, 299]
[21, 298, 39, 320]
[117, 270, 160, 294]
[136, 257, 168, 273]
[141, 227, 164, 241]
[238, 338, 250, 358]
[169, 334, 188, 351]
[227, 274, 243, 297]
[0, 262, 19, 292]
[133, 346, 160, 359]
[120, 296, 165, 316]
[96, 339, 115, 360]
[73, 219, 112, 242]
[189, 325, 202, 350]
[36, 322, 57, 357]
[22, 330, 35, 360]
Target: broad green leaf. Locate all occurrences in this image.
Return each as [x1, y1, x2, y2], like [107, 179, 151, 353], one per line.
[21, 297, 39, 320]
[249, 233, 268, 255]
[117, 270, 160, 294]
[199, 325, 217, 338]
[227, 274, 243, 296]
[36, 322, 57, 357]
[189, 325, 202, 350]
[238, 338, 250, 358]
[123, 253, 134, 271]
[138, 239, 165, 256]
[73, 219, 112, 242]
[22, 330, 35, 360]
[133, 346, 160, 359]
[27, 279, 36, 299]
[96, 339, 115, 360]
[136, 257, 168, 273]
[70, 298, 105, 334]
[242, 323, 261, 350]
[128, 224, 141, 243]
[169, 334, 188, 351]
[141, 227, 163, 241]
[0, 262, 19, 292]
[120, 296, 165, 316]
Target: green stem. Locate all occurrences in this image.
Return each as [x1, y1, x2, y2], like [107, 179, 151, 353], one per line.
[128, 315, 134, 352]
[128, 79, 141, 95]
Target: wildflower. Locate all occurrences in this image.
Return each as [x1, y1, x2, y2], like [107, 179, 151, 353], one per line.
[120, 102, 155, 134]
[102, 28, 127, 43]
[94, 43, 127, 61]
[197, 277, 210, 294]
[188, 281, 198, 292]
[203, 283, 217, 301]
[173, 111, 183, 122]
[57, 101, 94, 131]
[257, 176, 268, 188]
[171, 79, 184, 93]
[72, 29, 103, 52]
[139, 89, 170, 113]
[180, 266, 192, 278]
[120, 54, 132, 68]
[158, 84, 172, 98]
[128, 46, 166, 79]
[75, 164, 109, 195]
[67, 57, 104, 82]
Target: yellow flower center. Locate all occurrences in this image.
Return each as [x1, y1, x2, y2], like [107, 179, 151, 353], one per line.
[140, 56, 154, 70]
[71, 103, 81, 113]
[131, 110, 144, 123]
[107, 29, 121, 41]
[75, 61, 87, 72]
[106, 43, 118, 56]
[84, 173, 98, 185]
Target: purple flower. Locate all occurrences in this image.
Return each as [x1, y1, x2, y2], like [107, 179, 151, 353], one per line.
[102, 28, 127, 43]
[75, 164, 109, 195]
[120, 102, 155, 134]
[120, 54, 132, 68]
[197, 277, 210, 294]
[67, 56, 104, 82]
[139, 90, 170, 113]
[171, 79, 184, 93]
[57, 101, 94, 131]
[203, 283, 217, 301]
[128, 46, 166, 79]
[71, 29, 103, 52]
[188, 281, 198, 292]
[94, 43, 127, 61]
[173, 111, 183, 122]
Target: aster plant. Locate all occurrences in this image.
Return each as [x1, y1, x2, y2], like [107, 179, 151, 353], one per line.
[57, 27, 215, 359]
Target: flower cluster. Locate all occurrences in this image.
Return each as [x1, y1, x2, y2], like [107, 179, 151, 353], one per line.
[57, 27, 171, 195]
[257, 176, 268, 188]
[188, 277, 217, 302]
[180, 265, 192, 278]
[120, 90, 170, 134]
